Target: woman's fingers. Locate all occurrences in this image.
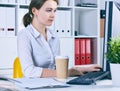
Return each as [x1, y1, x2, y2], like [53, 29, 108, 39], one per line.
[87, 64, 102, 72]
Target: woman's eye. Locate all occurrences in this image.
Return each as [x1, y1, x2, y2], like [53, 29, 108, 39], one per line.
[46, 9, 52, 12]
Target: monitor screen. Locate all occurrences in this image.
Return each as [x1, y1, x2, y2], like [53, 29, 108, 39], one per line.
[103, 1, 120, 71]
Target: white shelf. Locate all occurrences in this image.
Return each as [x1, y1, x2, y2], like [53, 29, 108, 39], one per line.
[74, 7, 98, 10]
[74, 35, 98, 38]
[0, 3, 17, 5]
[58, 6, 73, 9]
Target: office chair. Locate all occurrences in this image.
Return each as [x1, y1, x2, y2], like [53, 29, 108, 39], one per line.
[13, 57, 23, 78]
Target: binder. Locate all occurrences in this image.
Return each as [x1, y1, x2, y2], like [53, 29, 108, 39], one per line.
[8, 0, 16, 3]
[59, 10, 66, 37]
[85, 39, 92, 64]
[79, 39, 86, 65]
[59, 0, 68, 6]
[26, 0, 31, 4]
[74, 39, 80, 65]
[0, 0, 8, 3]
[0, 7, 6, 36]
[6, 7, 15, 36]
[0, 7, 15, 36]
[54, 10, 61, 37]
[54, 10, 71, 37]
[65, 10, 72, 37]
[54, 10, 66, 37]
[17, 0, 26, 4]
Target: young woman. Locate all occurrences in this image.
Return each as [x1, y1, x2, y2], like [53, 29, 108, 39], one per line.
[17, 0, 101, 78]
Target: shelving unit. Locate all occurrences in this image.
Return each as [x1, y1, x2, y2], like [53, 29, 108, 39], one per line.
[0, 0, 100, 77]
[73, 0, 100, 66]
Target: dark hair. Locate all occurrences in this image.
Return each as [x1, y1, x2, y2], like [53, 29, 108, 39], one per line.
[23, 0, 59, 27]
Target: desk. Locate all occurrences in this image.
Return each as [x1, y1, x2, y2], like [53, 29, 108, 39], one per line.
[16, 80, 120, 91]
[1, 78, 120, 91]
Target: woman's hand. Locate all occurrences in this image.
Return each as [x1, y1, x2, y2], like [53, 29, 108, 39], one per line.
[68, 64, 101, 76]
[79, 64, 102, 72]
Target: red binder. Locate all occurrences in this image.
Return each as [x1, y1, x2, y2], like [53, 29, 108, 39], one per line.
[79, 39, 86, 65]
[74, 39, 80, 65]
[85, 39, 92, 64]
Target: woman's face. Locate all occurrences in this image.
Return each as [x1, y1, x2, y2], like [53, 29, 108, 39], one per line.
[32, 0, 57, 26]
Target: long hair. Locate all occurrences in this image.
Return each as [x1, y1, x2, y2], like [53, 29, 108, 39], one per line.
[23, 0, 59, 27]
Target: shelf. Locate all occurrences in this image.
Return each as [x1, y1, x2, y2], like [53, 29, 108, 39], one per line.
[0, 3, 17, 7]
[74, 35, 98, 38]
[58, 6, 73, 9]
[0, 3, 17, 6]
[74, 6, 98, 10]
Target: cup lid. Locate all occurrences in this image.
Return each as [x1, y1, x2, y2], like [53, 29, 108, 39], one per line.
[55, 55, 69, 59]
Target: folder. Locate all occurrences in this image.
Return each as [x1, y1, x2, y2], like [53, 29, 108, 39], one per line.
[59, 0, 69, 6]
[79, 39, 86, 65]
[8, 0, 16, 3]
[85, 39, 92, 64]
[54, 10, 62, 37]
[26, 0, 31, 4]
[75, 39, 80, 65]
[55, 10, 66, 37]
[65, 10, 72, 37]
[12, 78, 70, 89]
[0, 7, 6, 36]
[0, 0, 8, 3]
[17, 0, 26, 4]
[6, 7, 15, 36]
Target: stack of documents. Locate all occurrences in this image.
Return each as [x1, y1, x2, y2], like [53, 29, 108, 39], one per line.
[0, 80, 19, 91]
[12, 78, 70, 89]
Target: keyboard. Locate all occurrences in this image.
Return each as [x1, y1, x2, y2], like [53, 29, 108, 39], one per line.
[67, 71, 111, 85]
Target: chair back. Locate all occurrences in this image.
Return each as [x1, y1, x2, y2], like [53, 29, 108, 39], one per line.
[13, 57, 23, 78]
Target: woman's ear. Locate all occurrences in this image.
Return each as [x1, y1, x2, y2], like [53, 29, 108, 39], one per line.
[32, 7, 38, 16]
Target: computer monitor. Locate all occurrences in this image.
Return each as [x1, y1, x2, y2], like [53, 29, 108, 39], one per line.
[103, 1, 120, 71]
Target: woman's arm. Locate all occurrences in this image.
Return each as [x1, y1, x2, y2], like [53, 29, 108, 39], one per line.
[40, 64, 101, 77]
[41, 68, 56, 78]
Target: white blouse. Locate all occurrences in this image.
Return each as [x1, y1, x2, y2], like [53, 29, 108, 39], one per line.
[17, 24, 60, 77]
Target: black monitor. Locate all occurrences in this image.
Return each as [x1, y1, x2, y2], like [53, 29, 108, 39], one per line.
[103, 1, 120, 71]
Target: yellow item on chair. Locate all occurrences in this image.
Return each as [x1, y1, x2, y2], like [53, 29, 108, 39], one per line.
[13, 57, 23, 78]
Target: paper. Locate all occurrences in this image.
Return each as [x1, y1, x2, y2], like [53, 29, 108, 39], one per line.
[12, 78, 70, 89]
[0, 80, 19, 91]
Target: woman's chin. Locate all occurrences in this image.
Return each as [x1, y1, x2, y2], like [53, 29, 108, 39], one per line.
[47, 23, 52, 26]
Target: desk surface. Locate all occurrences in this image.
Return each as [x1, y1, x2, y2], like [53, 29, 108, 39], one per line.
[1, 79, 120, 91]
[17, 80, 120, 91]
[18, 85, 120, 91]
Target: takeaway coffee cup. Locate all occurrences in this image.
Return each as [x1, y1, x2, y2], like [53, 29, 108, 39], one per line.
[55, 56, 69, 80]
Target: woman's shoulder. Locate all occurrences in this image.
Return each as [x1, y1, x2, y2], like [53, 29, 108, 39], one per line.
[17, 25, 33, 40]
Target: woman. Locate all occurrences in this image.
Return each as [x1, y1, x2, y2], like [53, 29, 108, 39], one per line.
[17, 0, 101, 78]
